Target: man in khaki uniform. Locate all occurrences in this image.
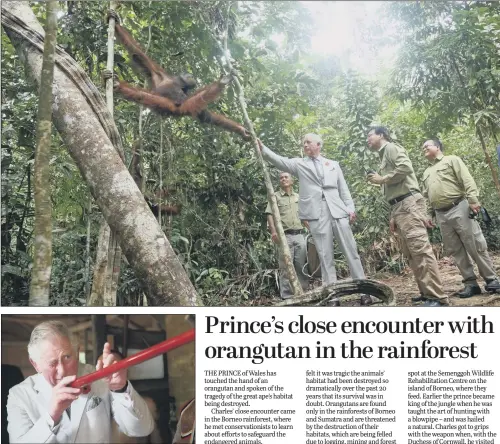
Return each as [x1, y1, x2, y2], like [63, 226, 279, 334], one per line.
[421, 139, 500, 298]
[265, 172, 309, 299]
[366, 127, 448, 307]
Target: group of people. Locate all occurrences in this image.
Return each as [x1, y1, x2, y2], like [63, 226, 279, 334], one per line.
[261, 127, 500, 307]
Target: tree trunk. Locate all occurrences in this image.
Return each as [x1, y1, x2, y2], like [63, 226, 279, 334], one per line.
[88, 224, 109, 305]
[105, 232, 121, 304]
[2, 1, 199, 306]
[29, 0, 58, 306]
[476, 126, 500, 199]
[446, 44, 500, 200]
[138, 24, 153, 194]
[273, 278, 395, 306]
[103, 0, 121, 306]
[158, 121, 163, 228]
[90, 216, 109, 305]
[91, 0, 120, 306]
[84, 197, 92, 299]
[216, 5, 304, 297]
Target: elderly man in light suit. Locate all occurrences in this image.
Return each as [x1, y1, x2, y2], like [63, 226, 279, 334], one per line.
[258, 133, 371, 306]
[7, 320, 154, 443]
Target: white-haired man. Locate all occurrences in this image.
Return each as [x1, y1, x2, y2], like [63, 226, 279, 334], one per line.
[7, 320, 154, 443]
[258, 134, 371, 306]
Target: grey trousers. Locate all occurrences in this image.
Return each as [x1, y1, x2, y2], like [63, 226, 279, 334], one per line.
[308, 199, 365, 286]
[436, 199, 497, 284]
[278, 233, 309, 299]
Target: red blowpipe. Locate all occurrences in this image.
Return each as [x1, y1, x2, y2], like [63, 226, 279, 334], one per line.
[70, 328, 195, 392]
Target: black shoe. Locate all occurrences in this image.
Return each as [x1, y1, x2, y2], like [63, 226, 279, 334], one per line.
[328, 298, 340, 307]
[456, 285, 481, 298]
[485, 278, 500, 293]
[360, 295, 373, 306]
[423, 299, 448, 307]
[412, 293, 427, 303]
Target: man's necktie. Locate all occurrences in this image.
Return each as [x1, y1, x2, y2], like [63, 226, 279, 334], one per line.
[312, 157, 324, 183]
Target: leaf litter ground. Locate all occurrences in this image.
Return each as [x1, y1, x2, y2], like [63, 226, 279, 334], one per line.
[243, 253, 500, 307]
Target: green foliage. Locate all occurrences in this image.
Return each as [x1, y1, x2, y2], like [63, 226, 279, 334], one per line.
[2, 1, 499, 304]
[388, 1, 500, 144]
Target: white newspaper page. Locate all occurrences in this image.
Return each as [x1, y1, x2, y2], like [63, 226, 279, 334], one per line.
[197, 307, 499, 444]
